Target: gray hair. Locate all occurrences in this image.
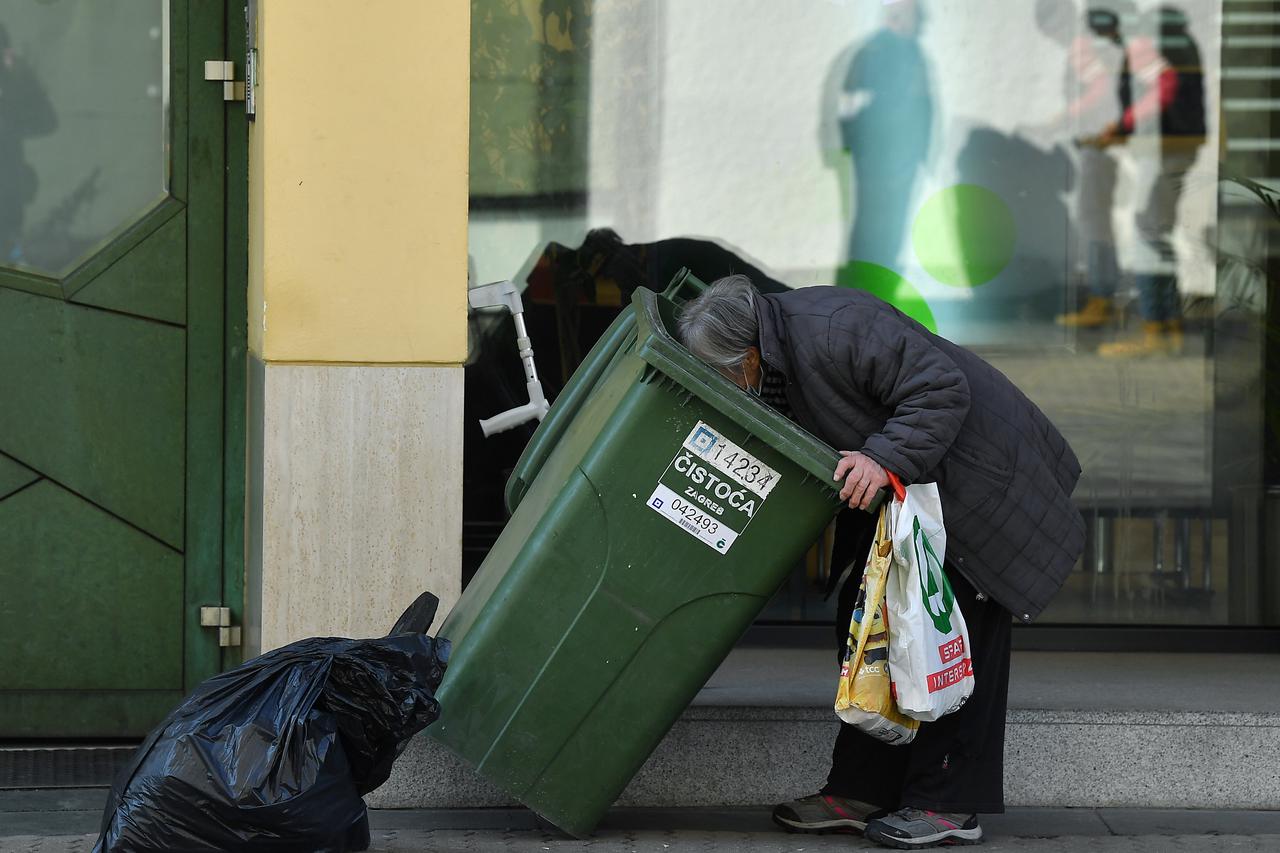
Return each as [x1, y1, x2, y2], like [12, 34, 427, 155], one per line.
[677, 274, 760, 371]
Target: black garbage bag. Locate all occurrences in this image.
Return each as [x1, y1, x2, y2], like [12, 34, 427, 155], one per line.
[94, 592, 450, 853]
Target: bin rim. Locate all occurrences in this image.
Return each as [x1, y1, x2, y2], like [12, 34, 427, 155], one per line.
[632, 287, 844, 494]
[504, 309, 639, 514]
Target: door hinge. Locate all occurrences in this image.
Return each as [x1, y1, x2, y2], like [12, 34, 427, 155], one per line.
[200, 605, 242, 648]
[203, 59, 247, 104]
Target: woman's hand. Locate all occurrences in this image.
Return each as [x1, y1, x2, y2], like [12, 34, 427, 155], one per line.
[834, 451, 890, 510]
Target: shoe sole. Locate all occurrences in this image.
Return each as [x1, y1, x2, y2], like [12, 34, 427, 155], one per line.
[772, 814, 866, 834]
[864, 825, 983, 848]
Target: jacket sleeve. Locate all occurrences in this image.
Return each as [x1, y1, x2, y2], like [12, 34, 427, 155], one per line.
[828, 303, 971, 483]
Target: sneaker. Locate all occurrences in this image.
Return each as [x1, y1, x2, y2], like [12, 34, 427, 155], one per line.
[864, 807, 983, 848]
[771, 793, 880, 834]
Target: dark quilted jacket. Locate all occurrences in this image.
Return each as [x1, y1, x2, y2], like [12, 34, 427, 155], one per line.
[755, 286, 1085, 621]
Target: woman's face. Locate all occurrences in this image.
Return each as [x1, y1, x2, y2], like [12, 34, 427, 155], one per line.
[719, 346, 763, 394]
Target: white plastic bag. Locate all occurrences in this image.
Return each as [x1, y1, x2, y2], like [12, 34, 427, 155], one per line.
[884, 478, 974, 721]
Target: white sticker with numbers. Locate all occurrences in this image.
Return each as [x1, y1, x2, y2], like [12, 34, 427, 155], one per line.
[646, 421, 781, 553]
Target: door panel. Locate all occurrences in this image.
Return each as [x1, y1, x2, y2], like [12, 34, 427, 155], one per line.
[0, 0, 230, 737]
[67, 210, 187, 325]
[1, 480, 183, 690]
[0, 287, 185, 547]
[0, 456, 39, 498]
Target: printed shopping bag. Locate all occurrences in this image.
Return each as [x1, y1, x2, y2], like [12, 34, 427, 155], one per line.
[834, 505, 919, 745]
[884, 475, 975, 721]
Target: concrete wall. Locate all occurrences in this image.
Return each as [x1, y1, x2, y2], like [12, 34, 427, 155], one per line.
[245, 0, 469, 652]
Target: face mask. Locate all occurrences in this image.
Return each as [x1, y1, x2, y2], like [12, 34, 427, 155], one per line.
[742, 366, 763, 397]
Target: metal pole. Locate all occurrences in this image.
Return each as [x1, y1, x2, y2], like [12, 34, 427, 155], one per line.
[1175, 517, 1191, 590]
[1201, 516, 1213, 591]
[1095, 515, 1113, 575]
[1153, 513, 1166, 575]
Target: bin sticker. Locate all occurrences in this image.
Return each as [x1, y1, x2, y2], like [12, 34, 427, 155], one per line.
[646, 421, 781, 553]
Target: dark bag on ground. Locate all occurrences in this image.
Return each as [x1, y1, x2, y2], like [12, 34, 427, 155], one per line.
[93, 592, 450, 853]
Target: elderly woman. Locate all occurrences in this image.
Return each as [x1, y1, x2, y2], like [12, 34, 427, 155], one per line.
[678, 275, 1084, 849]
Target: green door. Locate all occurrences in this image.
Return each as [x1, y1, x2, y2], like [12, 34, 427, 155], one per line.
[0, 0, 242, 737]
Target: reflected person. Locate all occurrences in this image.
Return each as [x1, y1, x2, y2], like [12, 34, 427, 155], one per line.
[835, 0, 933, 270]
[1093, 6, 1206, 356]
[1039, 2, 1135, 329]
[526, 227, 790, 382]
[678, 276, 1084, 849]
[0, 24, 56, 265]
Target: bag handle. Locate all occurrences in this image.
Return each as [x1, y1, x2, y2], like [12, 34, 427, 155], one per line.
[886, 471, 907, 502]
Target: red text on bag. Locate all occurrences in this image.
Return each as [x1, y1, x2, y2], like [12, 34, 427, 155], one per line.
[927, 659, 973, 693]
[938, 636, 965, 664]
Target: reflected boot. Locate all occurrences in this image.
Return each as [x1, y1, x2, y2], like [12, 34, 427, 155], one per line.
[1098, 321, 1183, 358]
[1056, 296, 1115, 328]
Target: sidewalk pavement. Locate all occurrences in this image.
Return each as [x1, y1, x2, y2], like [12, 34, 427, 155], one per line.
[6, 831, 1279, 852]
[4, 791, 1280, 852]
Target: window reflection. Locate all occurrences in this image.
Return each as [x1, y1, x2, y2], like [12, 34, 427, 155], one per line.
[834, 0, 933, 272]
[0, 23, 56, 267]
[1, 1, 168, 278]
[466, 0, 1278, 628]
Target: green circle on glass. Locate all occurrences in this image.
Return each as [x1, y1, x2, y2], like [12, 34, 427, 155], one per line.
[912, 184, 1015, 287]
[836, 261, 938, 333]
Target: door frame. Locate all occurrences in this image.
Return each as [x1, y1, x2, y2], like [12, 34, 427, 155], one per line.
[182, 0, 232, 696]
[221, 0, 249, 675]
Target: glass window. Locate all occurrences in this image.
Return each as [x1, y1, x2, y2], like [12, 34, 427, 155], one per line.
[1, 1, 169, 277]
[465, 0, 1280, 629]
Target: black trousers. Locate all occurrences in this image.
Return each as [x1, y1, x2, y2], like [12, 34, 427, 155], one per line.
[822, 555, 1012, 814]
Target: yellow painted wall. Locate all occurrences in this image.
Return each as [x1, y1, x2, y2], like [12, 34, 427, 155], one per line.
[248, 0, 469, 364]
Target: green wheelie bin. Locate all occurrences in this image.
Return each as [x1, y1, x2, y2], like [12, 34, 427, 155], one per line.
[429, 283, 846, 837]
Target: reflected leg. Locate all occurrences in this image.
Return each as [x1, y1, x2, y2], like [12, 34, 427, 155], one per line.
[1059, 148, 1120, 326]
[1101, 148, 1196, 356]
[1134, 151, 1196, 322]
[1077, 147, 1121, 300]
[849, 153, 918, 270]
